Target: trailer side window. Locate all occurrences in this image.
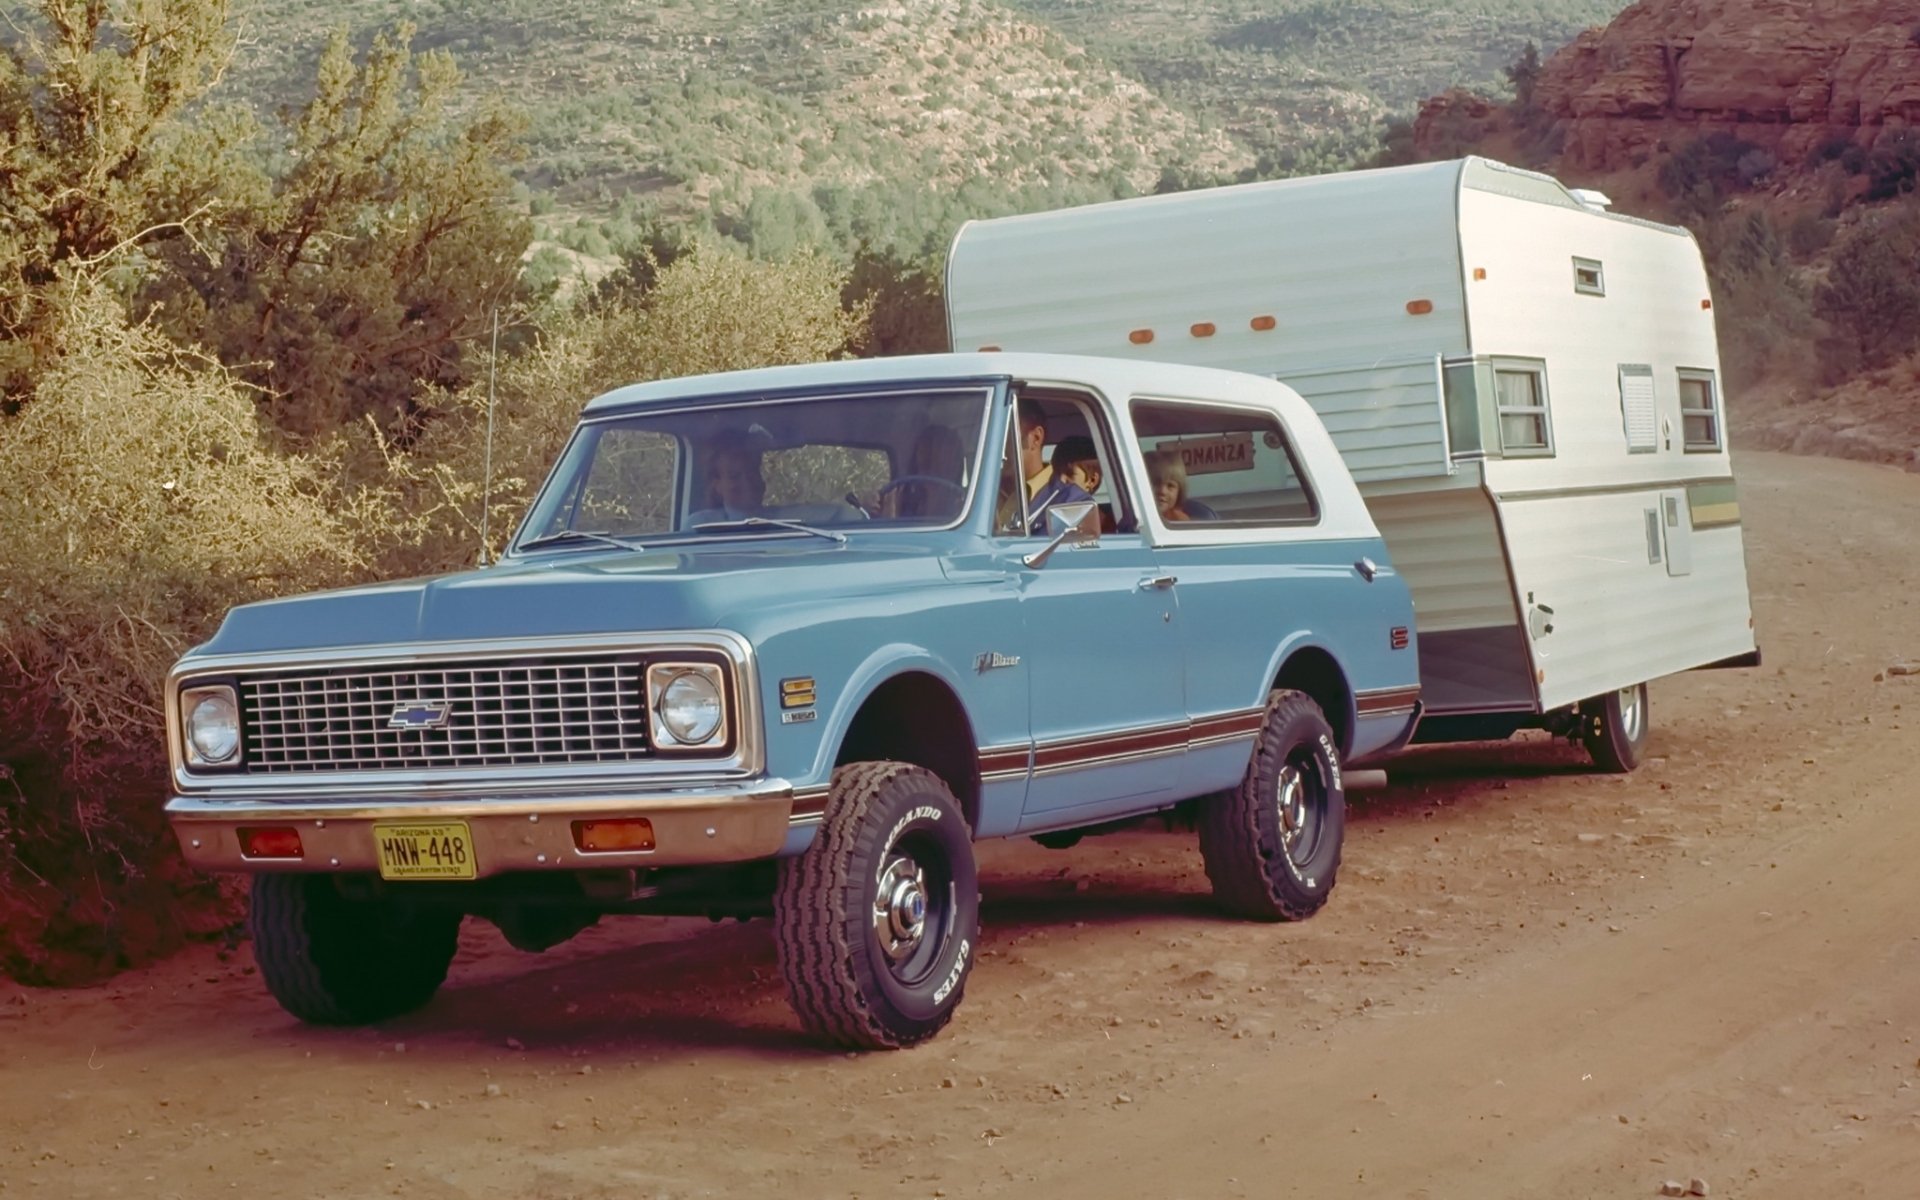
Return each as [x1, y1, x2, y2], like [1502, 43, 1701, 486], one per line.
[1127, 399, 1317, 525]
[1492, 361, 1553, 456]
[1573, 257, 1605, 296]
[1678, 369, 1721, 453]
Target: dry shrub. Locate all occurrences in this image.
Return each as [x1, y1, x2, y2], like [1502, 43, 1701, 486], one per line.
[374, 241, 872, 574]
[0, 285, 363, 982]
[1814, 197, 1920, 378]
[1699, 210, 1818, 394]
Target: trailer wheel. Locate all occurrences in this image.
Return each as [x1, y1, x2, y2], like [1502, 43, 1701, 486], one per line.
[774, 762, 980, 1049]
[249, 874, 462, 1025]
[1198, 690, 1345, 921]
[1581, 682, 1650, 773]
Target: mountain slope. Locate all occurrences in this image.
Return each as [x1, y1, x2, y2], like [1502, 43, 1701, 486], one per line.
[220, 0, 1630, 255]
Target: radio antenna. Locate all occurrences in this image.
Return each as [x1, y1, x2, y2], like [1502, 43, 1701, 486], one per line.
[478, 305, 500, 566]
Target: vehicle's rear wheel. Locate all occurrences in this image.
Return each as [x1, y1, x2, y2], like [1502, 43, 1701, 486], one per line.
[774, 762, 979, 1049]
[249, 874, 462, 1025]
[1198, 689, 1346, 921]
[1581, 682, 1650, 773]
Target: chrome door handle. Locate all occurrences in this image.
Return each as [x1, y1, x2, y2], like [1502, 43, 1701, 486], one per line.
[1139, 575, 1178, 591]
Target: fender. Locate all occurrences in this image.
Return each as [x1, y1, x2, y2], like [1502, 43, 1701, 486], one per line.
[802, 644, 980, 787]
[1258, 631, 1357, 751]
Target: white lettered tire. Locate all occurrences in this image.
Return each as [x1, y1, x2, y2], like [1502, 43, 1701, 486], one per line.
[774, 762, 980, 1049]
[1198, 689, 1346, 921]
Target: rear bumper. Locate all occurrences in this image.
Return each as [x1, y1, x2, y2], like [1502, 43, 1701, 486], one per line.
[166, 779, 799, 877]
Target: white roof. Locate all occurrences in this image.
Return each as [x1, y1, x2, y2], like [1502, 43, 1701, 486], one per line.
[583, 351, 1300, 414]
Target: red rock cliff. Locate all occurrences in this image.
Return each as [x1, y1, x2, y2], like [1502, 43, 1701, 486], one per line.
[1535, 0, 1920, 168]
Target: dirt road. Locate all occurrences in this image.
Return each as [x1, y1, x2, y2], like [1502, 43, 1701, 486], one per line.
[4, 449, 1917, 1199]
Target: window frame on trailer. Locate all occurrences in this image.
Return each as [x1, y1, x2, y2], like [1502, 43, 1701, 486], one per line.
[1677, 367, 1722, 454]
[1572, 256, 1606, 297]
[1490, 357, 1555, 458]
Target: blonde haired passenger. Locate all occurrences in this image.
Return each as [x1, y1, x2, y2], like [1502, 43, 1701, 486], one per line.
[1147, 449, 1194, 522]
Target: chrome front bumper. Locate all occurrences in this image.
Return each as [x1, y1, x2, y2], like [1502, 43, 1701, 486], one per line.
[166, 779, 801, 877]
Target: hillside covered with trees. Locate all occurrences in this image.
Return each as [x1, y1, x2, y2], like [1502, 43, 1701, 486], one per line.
[218, 0, 1626, 275]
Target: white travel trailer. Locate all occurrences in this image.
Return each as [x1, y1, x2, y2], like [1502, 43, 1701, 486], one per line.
[945, 156, 1758, 770]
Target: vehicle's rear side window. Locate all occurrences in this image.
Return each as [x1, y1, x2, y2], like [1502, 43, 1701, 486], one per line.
[1128, 399, 1318, 525]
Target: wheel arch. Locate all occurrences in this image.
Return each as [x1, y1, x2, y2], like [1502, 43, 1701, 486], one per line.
[832, 669, 982, 830]
[1269, 641, 1355, 758]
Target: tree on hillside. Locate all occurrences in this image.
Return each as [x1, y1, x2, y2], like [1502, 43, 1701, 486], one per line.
[143, 25, 532, 439]
[1505, 42, 1541, 114]
[0, 0, 246, 403]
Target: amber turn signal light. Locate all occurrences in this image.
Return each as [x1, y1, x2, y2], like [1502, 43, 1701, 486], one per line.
[239, 827, 304, 859]
[573, 819, 656, 853]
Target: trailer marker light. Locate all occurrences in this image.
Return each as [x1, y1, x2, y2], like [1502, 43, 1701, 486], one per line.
[239, 827, 304, 860]
[574, 819, 656, 853]
[1701, 299, 1712, 310]
[1536, 668, 1546, 684]
[1472, 268, 1487, 281]
[1190, 322, 1216, 338]
[1128, 329, 1155, 345]
[977, 344, 1002, 352]
[1250, 315, 1277, 332]
[1406, 299, 1434, 315]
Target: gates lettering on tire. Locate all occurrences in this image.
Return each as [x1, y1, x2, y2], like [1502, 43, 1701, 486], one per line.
[933, 937, 970, 1004]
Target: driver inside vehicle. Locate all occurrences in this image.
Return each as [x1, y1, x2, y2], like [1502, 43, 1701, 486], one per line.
[884, 424, 969, 520]
[686, 436, 767, 526]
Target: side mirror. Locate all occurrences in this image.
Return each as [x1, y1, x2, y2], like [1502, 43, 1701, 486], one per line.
[1022, 501, 1098, 569]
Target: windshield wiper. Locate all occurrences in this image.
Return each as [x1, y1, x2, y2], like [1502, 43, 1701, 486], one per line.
[691, 516, 848, 545]
[518, 529, 647, 553]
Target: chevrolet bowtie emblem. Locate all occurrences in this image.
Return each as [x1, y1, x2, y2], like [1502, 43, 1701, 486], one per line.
[975, 652, 1021, 673]
[389, 702, 453, 730]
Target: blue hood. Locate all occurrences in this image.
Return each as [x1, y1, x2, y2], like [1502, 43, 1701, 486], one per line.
[193, 540, 951, 657]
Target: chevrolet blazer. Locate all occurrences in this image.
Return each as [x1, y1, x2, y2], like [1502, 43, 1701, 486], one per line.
[164, 353, 1421, 1048]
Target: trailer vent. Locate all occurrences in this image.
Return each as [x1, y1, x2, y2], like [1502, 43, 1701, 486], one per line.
[1618, 364, 1657, 454]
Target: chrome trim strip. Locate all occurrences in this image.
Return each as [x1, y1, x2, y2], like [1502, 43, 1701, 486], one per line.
[1030, 741, 1185, 777]
[1492, 475, 1735, 503]
[1023, 707, 1265, 776]
[1355, 686, 1423, 716]
[166, 778, 794, 821]
[166, 631, 764, 796]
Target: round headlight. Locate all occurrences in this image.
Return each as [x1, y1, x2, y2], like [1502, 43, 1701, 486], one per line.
[656, 671, 723, 745]
[187, 692, 241, 764]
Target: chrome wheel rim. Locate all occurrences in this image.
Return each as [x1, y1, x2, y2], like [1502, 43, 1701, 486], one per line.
[873, 855, 929, 965]
[1276, 754, 1327, 865]
[1616, 685, 1644, 743]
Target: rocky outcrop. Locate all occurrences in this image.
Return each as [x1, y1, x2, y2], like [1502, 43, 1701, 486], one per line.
[1531, 0, 1920, 169]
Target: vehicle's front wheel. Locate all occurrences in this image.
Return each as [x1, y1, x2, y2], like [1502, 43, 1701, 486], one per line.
[774, 762, 980, 1049]
[1581, 681, 1650, 773]
[249, 874, 462, 1025]
[1198, 689, 1346, 921]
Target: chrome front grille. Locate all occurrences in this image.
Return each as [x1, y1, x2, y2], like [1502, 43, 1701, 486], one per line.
[239, 655, 652, 772]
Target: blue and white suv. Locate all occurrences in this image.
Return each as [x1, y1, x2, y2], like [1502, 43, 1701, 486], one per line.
[165, 353, 1421, 1048]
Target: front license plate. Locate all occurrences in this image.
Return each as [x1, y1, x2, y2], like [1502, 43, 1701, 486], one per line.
[373, 822, 477, 881]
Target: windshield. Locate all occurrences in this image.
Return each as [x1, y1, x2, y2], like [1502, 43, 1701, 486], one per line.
[514, 385, 995, 550]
